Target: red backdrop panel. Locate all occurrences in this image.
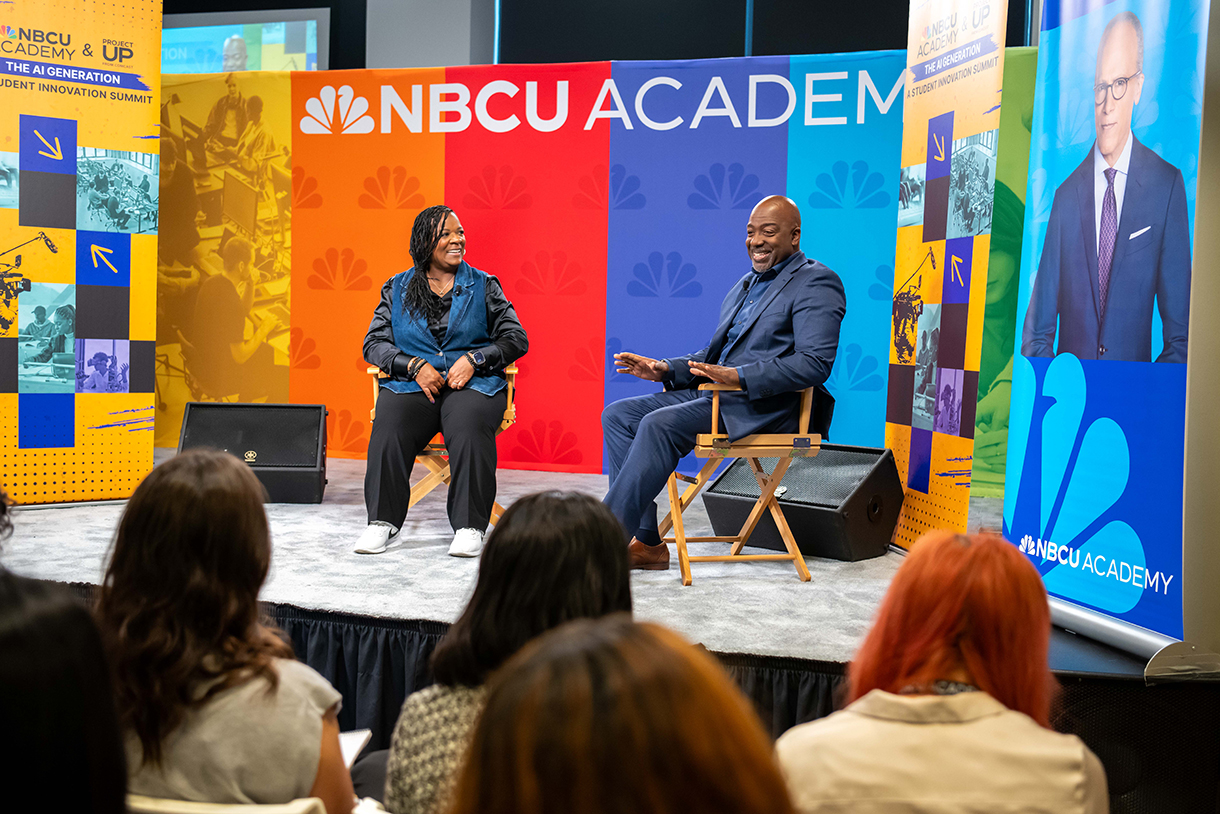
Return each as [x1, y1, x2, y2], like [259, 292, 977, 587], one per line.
[443, 62, 611, 473]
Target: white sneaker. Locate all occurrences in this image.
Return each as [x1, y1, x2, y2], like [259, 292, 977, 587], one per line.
[353, 522, 395, 555]
[448, 528, 484, 558]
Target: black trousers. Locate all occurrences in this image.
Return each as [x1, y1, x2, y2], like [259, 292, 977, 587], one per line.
[364, 387, 507, 532]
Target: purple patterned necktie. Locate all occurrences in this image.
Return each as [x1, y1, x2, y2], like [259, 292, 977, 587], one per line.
[1098, 167, 1118, 315]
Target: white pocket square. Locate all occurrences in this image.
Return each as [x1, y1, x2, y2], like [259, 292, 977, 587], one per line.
[1129, 226, 1151, 239]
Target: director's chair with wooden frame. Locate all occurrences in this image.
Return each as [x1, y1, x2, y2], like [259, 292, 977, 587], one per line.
[367, 363, 519, 525]
[657, 382, 821, 586]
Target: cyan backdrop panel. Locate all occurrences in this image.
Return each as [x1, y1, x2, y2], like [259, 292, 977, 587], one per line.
[603, 51, 906, 472]
[1005, 0, 1207, 638]
[604, 56, 792, 473]
[787, 51, 906, 447]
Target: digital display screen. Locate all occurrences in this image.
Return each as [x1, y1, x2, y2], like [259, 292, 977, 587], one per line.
[162, 21, 319, 73]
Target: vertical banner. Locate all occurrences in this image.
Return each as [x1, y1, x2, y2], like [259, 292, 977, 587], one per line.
[1006, 0, 1209, 639]
[887, 0, 1008, 545]
[0, 1, 161, 504]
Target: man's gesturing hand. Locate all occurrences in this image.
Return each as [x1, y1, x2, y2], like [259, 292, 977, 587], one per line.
[614, 352, 669, 382]
[687, 362, 740, 387]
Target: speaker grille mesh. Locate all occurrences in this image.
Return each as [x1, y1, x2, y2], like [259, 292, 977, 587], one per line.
[708, 448, 882, 508]
[181, 405, 321, 468]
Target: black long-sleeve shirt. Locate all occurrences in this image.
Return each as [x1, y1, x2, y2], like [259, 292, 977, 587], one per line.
[363, 275, 528, 379]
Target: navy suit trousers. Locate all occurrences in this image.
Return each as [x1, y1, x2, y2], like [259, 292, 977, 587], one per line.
[602, 389, 711, 546]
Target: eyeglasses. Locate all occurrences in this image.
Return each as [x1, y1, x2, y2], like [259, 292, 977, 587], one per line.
[1094, 71, 1142, 105]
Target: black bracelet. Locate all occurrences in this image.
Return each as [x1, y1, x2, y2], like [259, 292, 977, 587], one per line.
[406, 356, 424, 380]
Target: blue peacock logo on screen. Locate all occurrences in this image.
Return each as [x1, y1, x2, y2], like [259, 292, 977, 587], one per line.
[1004, 354, 1172, 612]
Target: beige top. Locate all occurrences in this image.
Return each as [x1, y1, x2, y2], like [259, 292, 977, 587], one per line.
[127, 658, 342, 805]
[775, 689, 1108, 814]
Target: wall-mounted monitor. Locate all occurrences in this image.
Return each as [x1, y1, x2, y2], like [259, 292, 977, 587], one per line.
[163, 9, 330, 73]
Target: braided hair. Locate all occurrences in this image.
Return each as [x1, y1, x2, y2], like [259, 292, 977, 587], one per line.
[402, 204, 455, 321]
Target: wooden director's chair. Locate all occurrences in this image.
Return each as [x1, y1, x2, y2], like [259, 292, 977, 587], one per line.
[658, 383, 821, 586]
[367, 363, 518, 525]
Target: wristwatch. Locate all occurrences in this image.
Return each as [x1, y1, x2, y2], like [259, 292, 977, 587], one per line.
[466, 350, 486, 368]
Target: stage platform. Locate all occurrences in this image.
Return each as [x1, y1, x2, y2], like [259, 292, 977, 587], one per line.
[9, 450, 1005, 666]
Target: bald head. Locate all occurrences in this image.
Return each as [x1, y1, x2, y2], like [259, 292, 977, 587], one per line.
[222, 36, 248, 72]
[1094, 12, 1144, 165]
[746, 196, 801, 272]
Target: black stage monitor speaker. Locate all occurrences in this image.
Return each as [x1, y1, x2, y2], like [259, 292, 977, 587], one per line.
[178, 403, 328, 503]
[701, 444, 903, 562]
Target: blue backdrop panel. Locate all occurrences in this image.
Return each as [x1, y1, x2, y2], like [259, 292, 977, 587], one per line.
[787, 51, 906, 447]
[603, 51, 906, 472]
[604, 56, 792, 473]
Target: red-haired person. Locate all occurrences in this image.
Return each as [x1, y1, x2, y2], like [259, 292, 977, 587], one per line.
[776, 531, 1108, 813]
[449, 616, 796, 814]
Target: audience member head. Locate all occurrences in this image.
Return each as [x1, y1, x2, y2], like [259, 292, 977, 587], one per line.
[96, 448, 292, 766]
[0, 485, 127, 814]
[849, 531, 1053, 726]
[222, 234, 254, 277]
[450, 616, 794, 814]
[430, 491, 632, 688]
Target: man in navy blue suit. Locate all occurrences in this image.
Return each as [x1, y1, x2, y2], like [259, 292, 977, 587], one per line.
[603, 196, 846, 570]
[1022, 11, 1191, 363]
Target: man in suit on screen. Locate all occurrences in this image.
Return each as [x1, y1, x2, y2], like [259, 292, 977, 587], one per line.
[1022, 11, 1191, 363]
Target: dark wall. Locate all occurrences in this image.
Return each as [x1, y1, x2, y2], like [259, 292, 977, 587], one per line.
[167, 0, 1029, 69]
[501, 0, 1029, 64]
[162, 0, 368, 69]
[499, 0, 748, 63]
[751, 0, 908, 56]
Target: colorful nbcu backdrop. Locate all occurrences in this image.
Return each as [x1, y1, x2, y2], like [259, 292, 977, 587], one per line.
[157, 51, 910, 472]
[886, 0, 1009, 545]
[1005, 0, 1211, 640]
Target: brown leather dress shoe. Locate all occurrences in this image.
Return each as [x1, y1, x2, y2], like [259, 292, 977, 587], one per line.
[628, 538, 670, 570]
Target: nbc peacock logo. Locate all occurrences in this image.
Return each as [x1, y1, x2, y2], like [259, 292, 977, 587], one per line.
[1, 25, 18, 39]
[1004, 353, 1173, 613]
[299, 85, 375, 135]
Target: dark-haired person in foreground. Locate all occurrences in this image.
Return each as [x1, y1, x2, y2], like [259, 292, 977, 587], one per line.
[0, 489, 128, 814]
[448, 616, 795, 814]
[776, 531, 1108, 812]
[360, 205, 528, 557]
[383, 491, 632, 814]
[96, 449, 355, 814]
[604, 195, 844, 569]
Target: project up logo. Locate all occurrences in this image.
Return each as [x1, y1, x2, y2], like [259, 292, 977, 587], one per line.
[300, 86, 375, 135]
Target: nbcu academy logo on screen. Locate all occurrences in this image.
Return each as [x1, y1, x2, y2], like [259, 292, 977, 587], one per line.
[297, 70, 903, 136]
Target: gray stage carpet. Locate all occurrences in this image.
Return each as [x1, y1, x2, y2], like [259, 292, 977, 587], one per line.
[4, 450, 1002, 664]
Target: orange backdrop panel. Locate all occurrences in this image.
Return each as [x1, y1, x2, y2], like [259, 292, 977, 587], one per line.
[289, 69, 447, 460]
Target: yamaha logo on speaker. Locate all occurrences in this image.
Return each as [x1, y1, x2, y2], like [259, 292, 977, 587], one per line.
[244, 450, 257, 462]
